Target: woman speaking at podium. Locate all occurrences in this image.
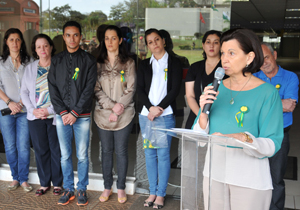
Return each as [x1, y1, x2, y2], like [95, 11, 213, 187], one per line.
[192, 28, 283, 210]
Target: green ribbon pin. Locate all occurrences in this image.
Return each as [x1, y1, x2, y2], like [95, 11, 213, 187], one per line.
[120, 70, 125, 82]
[235, 106, 249, 127]
[72, 67, 80, 81]
[164, 68, 168, 81]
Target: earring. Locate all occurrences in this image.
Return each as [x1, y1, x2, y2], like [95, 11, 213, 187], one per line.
[164, 44, 166, 47]
[246, 63, 249, 67]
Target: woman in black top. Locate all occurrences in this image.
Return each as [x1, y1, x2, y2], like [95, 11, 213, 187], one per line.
[185, 30, 227, 128]
[137, 28, 182, 209]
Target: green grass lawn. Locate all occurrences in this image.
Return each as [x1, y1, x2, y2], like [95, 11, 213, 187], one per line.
[174, 49, 204, 65]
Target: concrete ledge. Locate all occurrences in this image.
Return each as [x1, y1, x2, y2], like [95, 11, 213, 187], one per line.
[0, 163, 137, 195]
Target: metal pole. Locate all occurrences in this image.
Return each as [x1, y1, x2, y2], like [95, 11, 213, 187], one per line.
[136, 0, 139, 60]
[48, 0, 50, 36]
[40, 0, 42, 33]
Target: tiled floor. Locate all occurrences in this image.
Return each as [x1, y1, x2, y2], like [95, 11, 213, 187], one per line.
[0, 180, 181, 210]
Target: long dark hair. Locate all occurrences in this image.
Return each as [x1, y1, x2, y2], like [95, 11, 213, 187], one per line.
[202, 30, 221, 59]
[31, 34, 56, 59]
[97, 25, 128, 64]
[1, 28, 30, 65]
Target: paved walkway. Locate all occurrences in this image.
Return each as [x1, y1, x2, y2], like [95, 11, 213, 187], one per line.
[0, 181, 180, 210]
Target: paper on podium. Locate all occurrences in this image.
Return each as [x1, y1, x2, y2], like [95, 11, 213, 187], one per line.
[170, 128, 257, 150]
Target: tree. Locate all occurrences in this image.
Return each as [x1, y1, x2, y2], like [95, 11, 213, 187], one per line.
[109, 3, 126, 20]
[89, 11, 107, 30]
[41, 10, 55, 32]
[122, 0, 163, 29]
[167, 0, 199, 8]
[180, 0, 198, 7]
[70, 10, 87, 24]
[80, 11, 107, 40]
[51, 4, 72, 29]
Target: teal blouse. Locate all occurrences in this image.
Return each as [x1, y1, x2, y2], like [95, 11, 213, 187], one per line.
[192, 81, 284, 155]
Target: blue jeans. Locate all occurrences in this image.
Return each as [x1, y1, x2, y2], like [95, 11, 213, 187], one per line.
[139, 114, 175, 197]
[0, 113, 30, 185]
[56, 115, 90, 191]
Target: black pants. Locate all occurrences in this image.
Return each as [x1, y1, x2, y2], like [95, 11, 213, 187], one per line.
[97, 120, 133, 190]
[269, 127, 290, 210]
[28, 119, 63, 187]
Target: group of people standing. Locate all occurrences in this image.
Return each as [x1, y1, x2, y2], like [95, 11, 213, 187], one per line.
[0, 21, 182, 208]
[0, 19, 298, 210]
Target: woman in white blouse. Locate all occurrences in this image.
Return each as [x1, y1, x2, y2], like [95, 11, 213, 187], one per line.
[137, 28, 182, 209]
[0, 28, 32, 192]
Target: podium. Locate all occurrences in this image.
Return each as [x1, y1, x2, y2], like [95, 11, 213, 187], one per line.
[153, 128, 257, 210]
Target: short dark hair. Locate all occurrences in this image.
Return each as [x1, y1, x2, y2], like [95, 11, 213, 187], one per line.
[1, 28, 30, 65]
[63, 21, 82, 35]
[31, 34, 56, 59]
[144, 28, 163, 46]
[97, 25, 128, 64]
[221, 28, 264, 75]
[202, 30, 222, 59]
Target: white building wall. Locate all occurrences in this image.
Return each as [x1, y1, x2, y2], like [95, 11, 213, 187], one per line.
[145, 7, 230, 37]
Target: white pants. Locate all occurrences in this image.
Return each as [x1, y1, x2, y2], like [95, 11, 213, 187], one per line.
[203, 177, 272, 210]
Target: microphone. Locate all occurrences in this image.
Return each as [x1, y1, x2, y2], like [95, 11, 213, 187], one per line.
[202, 67, 225, 114]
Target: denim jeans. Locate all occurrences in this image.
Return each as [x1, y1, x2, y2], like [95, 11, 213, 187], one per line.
[139, 114, 175, 197]
[0, 112, 30, 185]
[56, 115, 90, 191]
[97, 120, 133, 190]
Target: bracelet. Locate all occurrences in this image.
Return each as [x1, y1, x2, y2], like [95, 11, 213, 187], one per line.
[240, 132, 253, 143]
[112, 111, 118, 117]
[6, 99, 11, 105]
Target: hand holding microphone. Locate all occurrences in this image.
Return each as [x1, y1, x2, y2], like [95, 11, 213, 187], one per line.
[200, 86, 218, 111]
[201, 67, 225, 114]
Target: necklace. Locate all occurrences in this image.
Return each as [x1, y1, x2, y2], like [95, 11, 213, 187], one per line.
[229, 75, 252, 105]
[11, 54, 20, 73]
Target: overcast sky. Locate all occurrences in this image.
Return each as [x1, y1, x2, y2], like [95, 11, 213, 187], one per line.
[32, 0, 124, 16]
